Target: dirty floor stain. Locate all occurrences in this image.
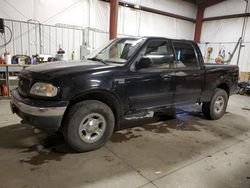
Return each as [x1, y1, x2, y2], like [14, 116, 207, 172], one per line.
[110, 131, 142, 143]
[19, 133, 70, 166]
[165, 119, 200, 131]
[104, 156, 114, 162]
[20, 150, 65, 166]
[142, 123, 170, 133]
[242, 107, 250, 111]
[110, 114, 200, 143]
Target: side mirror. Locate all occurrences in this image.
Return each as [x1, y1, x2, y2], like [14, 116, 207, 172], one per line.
[136, 56, 152, 70]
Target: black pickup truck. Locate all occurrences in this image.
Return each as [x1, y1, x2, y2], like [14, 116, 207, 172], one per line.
[10, 37, 239, 152]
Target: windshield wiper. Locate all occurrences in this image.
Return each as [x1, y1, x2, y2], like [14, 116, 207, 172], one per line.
[87, 57, 109, 65]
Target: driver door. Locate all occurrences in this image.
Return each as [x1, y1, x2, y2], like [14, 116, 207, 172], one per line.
[125, 39, 175, 111]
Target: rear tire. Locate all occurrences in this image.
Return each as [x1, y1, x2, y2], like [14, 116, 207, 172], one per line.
[202, 88, 228, 120]
[63, 100, 115, 152]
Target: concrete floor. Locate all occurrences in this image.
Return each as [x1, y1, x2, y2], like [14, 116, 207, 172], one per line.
[0, 95, 250, 188]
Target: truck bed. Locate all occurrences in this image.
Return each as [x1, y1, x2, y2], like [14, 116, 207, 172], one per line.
[204, 63, 239, 96]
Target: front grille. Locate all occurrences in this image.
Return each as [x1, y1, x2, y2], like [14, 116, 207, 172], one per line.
[18, 76, 31, 96]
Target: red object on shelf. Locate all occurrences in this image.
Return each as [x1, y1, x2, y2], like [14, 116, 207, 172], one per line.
[1, 84, 8, 96]
[0, 56, 5, 64]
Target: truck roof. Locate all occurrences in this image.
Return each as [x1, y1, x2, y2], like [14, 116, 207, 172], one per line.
[120, 36, 195, 43]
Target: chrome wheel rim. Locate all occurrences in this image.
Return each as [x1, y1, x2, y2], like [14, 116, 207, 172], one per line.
[214, 96, 225, 114]
[78, 113, 106, 143]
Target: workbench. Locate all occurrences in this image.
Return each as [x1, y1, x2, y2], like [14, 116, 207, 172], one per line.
[0, 64, 31, 97]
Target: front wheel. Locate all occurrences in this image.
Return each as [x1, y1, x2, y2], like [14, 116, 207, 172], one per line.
[63, 100, 115, 152]
[202, 88, 228, 120]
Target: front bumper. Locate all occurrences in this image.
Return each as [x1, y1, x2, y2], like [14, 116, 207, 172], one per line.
[10, 89, 68, 131]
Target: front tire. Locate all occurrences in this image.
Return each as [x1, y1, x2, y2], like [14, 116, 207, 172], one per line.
[63, 100, 115, 152]
[202, 88, 228, 120]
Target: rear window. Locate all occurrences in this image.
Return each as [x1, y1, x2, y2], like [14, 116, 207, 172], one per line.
[173, 42, 198, 69]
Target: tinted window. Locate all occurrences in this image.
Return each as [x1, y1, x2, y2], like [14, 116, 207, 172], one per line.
[173, 42, 198, 69]
[95, 38, 144, 64]
[138, 40, 173, 71]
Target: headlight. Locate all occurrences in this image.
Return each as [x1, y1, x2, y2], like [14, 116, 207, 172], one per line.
[30, 82, 58, 97]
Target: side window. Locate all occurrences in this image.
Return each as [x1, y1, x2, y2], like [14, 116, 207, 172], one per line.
[173, 42, 198, 69]
[138, 40, 173, 71]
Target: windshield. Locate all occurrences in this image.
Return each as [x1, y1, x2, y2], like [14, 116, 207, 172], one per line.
[89, 38, 145, 65]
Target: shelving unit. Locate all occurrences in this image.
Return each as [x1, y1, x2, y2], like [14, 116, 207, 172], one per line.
[0, 64, 31, 97]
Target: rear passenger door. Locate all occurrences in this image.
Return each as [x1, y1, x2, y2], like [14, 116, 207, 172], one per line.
[172, 41, 203, 105]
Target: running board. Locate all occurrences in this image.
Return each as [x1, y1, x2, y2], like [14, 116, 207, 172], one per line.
[124, 111, 154, 120]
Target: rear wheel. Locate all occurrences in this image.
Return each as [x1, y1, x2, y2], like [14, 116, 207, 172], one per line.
[63, 100, 115, 152]
[202, 88, 228, 120]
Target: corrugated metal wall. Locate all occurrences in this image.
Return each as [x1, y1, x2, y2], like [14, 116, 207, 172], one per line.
[200, 0, 250, 72]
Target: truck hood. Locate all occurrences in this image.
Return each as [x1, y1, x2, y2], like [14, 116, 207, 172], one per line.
[22, 60, 114, 80]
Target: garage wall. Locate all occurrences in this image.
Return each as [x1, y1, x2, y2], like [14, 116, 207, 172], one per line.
[0, 0, 88, 27]
[125, 0, 196, 18]
[118, 0, 196, 38]
[0, 0, 196, 57]
[118, 7, 195, 40]
[204, 0, 246, 17]
[89, 0, 196, 50]
[88, 0, 197, 49]
[199, 0, 250, 72]
[0, 0, 89, 59]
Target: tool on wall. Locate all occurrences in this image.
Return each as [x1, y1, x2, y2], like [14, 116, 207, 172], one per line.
[0, 18, 12, 49]
[224, 37, 242, 64]
[218, 45, 225, 60]
[0, 19, 4, 34]
[205, 46, 213, 63]
[236, 0, 249, 65]
[214, 45, 225, 64]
